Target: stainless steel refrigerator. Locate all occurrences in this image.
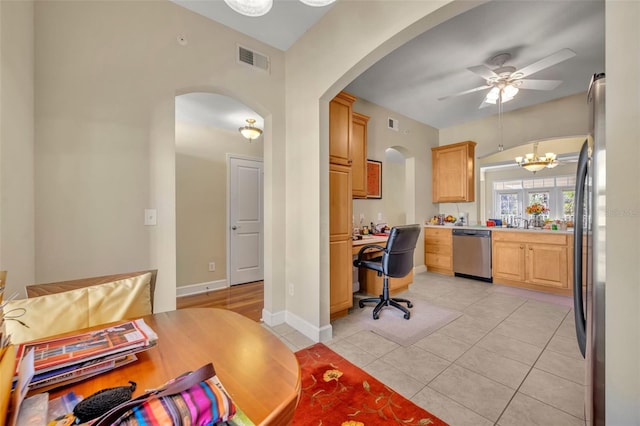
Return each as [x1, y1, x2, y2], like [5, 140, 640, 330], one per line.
[573, 72, 605, 426]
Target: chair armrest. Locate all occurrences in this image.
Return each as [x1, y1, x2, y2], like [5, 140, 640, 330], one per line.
[353, 244, 386, 266]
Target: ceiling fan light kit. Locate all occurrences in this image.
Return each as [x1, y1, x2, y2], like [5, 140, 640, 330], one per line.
[224, 0, 334, 17]
[485, 84, 520, 104]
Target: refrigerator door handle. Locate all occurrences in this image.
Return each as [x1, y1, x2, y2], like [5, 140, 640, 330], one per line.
[573, 140, 589, 358]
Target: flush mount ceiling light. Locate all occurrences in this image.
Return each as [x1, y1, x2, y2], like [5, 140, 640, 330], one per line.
[515, 142, 558, 173]
[224, 0, 334, 17]
[224, 0, 273, 17]
[299, 0, 335, 5]
[239, 118, 263, 141]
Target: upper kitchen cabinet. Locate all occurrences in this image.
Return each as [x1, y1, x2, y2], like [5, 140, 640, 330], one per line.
[351, 112, 369, 198]
[329, 91, 357, 166]
[432, 141, 477, 203]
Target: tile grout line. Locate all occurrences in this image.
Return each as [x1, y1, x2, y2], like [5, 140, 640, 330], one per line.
[493, 308, 585, 425]
[417, 294, 574, 424]
[406, 289, 533, 422]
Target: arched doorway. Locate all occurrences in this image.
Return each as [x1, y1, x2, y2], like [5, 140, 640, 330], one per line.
[174, 92, 265, 296]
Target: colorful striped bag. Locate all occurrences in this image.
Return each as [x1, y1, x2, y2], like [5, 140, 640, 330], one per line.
[92, 363, 236, 425]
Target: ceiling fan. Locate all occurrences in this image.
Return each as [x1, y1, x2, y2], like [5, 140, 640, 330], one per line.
[439, 48, 577, 108]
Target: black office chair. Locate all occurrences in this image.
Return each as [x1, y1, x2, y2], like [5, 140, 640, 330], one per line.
[353, 224, 421, 320]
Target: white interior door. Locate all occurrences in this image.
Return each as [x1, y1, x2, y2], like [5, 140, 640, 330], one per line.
[228, 156, 263, 285]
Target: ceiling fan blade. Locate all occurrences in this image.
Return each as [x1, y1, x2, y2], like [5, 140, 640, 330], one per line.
[467, 65, 499, 80]
[438, 84, 492, 101]
[517, 79, 563, 90]
[514, 48, 576, 78]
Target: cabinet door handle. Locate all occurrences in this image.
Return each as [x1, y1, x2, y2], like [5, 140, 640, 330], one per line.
[520, 245, 524, 249]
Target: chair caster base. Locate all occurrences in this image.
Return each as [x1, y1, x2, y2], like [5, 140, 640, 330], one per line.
[359, 295, 413, 320]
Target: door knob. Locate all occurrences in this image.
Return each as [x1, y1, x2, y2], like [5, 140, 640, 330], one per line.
[231, 225, 238, 230]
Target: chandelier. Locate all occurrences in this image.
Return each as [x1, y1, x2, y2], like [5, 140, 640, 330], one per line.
[515, 142, 558, 173]
[224, 0, 335, 17]
[239, 118, 263, 141]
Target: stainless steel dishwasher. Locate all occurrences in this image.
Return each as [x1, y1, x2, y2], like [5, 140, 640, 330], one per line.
[452, 229, 492, 282]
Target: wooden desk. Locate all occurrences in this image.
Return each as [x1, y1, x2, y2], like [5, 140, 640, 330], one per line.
[41, 309, 301, 426]
[352, 236, 414, 296]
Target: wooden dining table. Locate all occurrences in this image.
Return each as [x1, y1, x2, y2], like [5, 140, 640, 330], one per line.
[40, 308, 301, 425]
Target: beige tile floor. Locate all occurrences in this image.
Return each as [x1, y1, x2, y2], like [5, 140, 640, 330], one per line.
[265, 271, 586, 426]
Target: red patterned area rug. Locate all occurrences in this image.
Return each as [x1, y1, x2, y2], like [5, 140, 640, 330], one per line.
[293, 343, 448, 426]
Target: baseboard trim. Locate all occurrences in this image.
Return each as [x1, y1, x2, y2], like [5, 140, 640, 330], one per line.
[285, 310, 332, 343]
[262, 309, 286, 327]
[414, 265, 427, 274]
[176, 279, 227, 297]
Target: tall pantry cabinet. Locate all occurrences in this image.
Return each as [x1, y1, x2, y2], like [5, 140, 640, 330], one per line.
[329, 92, 356, 320]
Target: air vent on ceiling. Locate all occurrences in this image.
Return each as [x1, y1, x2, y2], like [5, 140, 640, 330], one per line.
[388, 117, 399, 131]
[237, 44, 270, 73]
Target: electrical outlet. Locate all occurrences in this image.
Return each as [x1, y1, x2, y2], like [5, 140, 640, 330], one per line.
[208, 262, 215, 272]
[288, 283, 294, 296]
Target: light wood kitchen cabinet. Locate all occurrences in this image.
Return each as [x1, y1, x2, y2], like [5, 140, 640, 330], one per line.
[492, 231, 573, 296]
[329, 91, 356, 166]
[351, 112, 369, 198]
[329, 153, 353, 319]
[424, 227, 453, 275]
[432, 141, 476, 202]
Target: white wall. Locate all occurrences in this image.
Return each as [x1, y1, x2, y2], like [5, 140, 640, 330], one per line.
[175, 121, 263, 288]
[0, 0, 35, 298]
[27, 1, 285, 313]
[439, 93, 589, 224]
[605, 1, 640, 423]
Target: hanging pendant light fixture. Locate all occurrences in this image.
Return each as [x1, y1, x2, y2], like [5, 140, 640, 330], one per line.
[515, 142, 558, 173]
[224, 0, 335, 17]
[239, 118, 263, 141]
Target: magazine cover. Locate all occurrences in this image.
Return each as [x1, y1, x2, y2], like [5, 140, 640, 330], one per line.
[14, 319, 157, 377]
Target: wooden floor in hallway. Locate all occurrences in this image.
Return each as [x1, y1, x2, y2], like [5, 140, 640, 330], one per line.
[176, 281, 264, 322]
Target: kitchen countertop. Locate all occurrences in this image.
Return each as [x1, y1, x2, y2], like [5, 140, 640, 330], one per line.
[424, 224, 574, 235]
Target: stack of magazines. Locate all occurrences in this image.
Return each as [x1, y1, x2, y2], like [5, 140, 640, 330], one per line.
[12, 319, 158, 392]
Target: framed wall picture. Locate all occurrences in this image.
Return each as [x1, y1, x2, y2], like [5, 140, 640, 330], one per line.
[366, 160, 382, 199]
